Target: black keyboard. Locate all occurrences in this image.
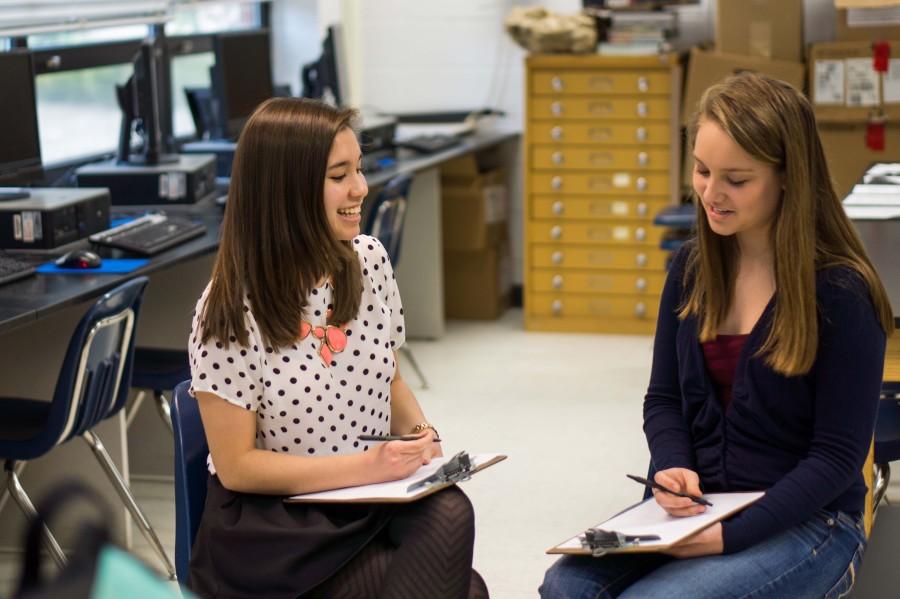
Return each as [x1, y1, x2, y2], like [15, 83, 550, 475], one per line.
[0, 254, 37, 286]
[90, 214, 207, 256]
[397, 134, 462, 154]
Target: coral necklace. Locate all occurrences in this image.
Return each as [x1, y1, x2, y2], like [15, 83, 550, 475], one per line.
[299, 309, 347, 366]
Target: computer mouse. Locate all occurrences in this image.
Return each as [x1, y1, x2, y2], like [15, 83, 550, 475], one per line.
[56, 249, 102, 269]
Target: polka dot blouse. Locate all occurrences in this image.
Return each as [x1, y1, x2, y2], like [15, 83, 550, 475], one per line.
[188, 235, 405, 474]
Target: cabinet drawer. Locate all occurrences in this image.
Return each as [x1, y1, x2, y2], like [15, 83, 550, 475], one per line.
[529, 121, 671, 145]
[529, 292, 659, 320]
[531, 269, 666, 294]
[531, 244, 669, 270]
[532, 172, 669, 196]
[532, 70, 670, 96]
[532, 197, 670, 221]
[531, 97, 670, 121]
[532, 146, 669, 171]
[532, 221, 664, 245]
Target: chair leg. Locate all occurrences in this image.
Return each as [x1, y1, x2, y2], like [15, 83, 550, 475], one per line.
[81, 430, 177, 580]
[126, 390, 148, 428]
[0, 460, 26, 516]
[153, 391, 173, 433]
[400, 345, 429, 389]
[874, 462, 892, 511]
[5, 461, 67, 569]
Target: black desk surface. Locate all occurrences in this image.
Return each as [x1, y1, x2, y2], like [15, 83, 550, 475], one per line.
[0, 128, 520, 335]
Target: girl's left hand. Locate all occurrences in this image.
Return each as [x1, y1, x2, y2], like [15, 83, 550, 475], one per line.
[662, 522, 723, 558]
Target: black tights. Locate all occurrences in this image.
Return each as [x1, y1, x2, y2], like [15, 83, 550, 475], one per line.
[309, 486, 488, 599]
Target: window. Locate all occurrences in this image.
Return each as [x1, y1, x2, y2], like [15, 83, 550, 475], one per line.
[36, 63, 132, 164]
[28, 25, 149, 49]
[167, 4, 260, 36]
[171, 51, 214, 137]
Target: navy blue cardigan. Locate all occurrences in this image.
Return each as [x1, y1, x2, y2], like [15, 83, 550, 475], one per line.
[643, 245, 887, 554]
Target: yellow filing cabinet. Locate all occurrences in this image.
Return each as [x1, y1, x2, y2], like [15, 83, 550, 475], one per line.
[524, 54, 681, 334]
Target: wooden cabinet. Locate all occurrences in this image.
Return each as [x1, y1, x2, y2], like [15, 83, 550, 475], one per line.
[524, 54, 680, 334]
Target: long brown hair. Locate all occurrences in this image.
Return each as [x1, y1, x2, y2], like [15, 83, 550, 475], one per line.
[201, 98, 363, 349]
[681, 73, 893, 376]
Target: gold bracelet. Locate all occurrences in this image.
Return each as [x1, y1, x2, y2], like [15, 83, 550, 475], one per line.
[409, 422, 439, 438]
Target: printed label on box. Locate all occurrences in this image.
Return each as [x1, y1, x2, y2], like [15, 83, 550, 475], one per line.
[748, 21, 773, 59]
[483, 185, 507, 224]
[13, 214, 22, 241]
[884, 59, 900, 104]
[21, 211, 41, 243]
[815, 60, 845, 105]
[845, 58, 879, 107]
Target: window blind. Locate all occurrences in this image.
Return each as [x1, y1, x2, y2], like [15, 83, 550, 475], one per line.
[0, 1, 170, 37]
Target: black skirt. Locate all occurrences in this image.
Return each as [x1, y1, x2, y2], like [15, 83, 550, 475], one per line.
[189, 475, 395, 599]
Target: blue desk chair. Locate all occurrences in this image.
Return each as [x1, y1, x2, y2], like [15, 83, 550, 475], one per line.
[171, 380, 208, 587]
[873, 382, 900, 509]
[0, 277, 176, 579]
[364, 174, 428, 389]
[127, 348, 191, 433]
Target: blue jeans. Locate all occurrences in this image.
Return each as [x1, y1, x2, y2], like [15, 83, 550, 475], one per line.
[540, 510, 866, 599]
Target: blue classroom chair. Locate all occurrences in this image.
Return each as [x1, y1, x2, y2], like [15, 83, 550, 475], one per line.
[171, 380, 209, 587]
[0, 277, 175, 578]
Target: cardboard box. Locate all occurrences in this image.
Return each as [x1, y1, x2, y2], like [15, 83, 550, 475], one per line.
[682, 48, 806, 124]
[716, 0, 804, 62]
[809, 41, 900, 123]
[440, 152, 504, 185]
[836, 7, 900, 42]
[819, 123, 900, 197]
[444, 242, 511, 320]
[442, 170, 508, 251]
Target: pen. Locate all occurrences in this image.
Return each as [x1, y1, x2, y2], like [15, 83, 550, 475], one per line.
[626, 474, 714, 507]
[357, 434, 442, 443]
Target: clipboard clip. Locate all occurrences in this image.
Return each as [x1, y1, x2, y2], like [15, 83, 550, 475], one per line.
[406, 451, 473, 492]
[580, 528, 661, 557]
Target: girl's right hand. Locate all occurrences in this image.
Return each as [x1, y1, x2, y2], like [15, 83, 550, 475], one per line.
[653, 467, 707, 517]
[370, 434, 432, 481]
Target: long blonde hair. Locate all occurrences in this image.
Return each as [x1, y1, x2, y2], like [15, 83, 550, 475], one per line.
[681, 73, 893, 376]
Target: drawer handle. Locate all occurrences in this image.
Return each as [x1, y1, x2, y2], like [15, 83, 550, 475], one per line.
[636, 202, 648, 217]
[588, 101, 613, 115]
[590, 152, 613, 167]
[550, 126, 564, 140]
[636, 177, 648, 192]
[637, 76, 649, 92]
[636, 253, 648, 267]
[551, 176, 563, 190]
[551, 251, 564, 265]
[587, 127, 611, 141]
[635, 277, 647, 291]
[588, 75, 614, 91]
[552, 200, 565, 216]
[552, 151, 565, 165]
[637, 151, 649, 166]
[636, 101, 648, 117]
[636, 126, 647, 142]
[551, 275, 564, 289]
[635, 227, 647, 242]
[551, 101, 564, 116]
[551, 76, 564, 91]
[635, 302, 647, 318]
[551, 300, 564, 316]
[550, 225, 562, 240]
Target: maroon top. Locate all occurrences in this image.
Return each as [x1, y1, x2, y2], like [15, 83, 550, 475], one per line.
[701, 334, 749, 409]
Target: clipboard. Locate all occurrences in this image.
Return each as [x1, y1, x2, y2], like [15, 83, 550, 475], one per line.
[284, 452, 507, 504]
[548, 491, 764, 557]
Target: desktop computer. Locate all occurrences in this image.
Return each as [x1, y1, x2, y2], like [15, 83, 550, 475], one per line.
[0, 188, 111, 250]
[75, 154, 217, 206]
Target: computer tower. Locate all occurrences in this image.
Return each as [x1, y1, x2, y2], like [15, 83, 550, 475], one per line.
[0, 187, 110, 250]
[75, 154, 217, 206]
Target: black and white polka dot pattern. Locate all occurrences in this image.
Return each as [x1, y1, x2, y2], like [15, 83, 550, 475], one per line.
[188, 235, 405, 473]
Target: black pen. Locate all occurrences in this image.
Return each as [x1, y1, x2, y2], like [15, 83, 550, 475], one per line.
[626, 474, 714, 507]
[357, 434, 442, 443]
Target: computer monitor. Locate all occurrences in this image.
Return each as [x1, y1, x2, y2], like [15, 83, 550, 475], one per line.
[0, 50, 43, 201]
[210, 29, 274, 139]
[301, 24, 350, 108]
[116, 37, 178, 165]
